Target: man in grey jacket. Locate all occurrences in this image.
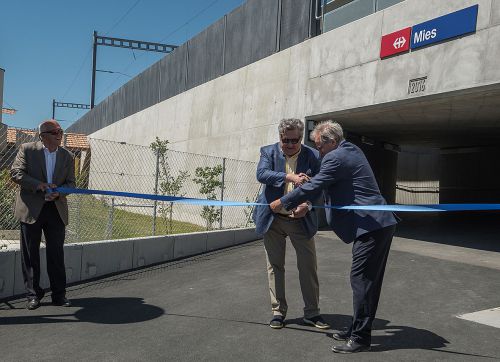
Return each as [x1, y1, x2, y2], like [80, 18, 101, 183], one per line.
[11, 119, 75, 310]
[271, 121, 398, 353]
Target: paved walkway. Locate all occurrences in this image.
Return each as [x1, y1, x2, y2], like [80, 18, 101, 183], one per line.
[1, 213, 499, 361]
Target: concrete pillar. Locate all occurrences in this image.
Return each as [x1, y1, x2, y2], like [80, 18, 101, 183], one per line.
[349, 136, 399, 204]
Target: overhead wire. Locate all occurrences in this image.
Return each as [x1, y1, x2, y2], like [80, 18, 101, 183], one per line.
[60, 0, 142, 104]
[96, 0, 222, 102]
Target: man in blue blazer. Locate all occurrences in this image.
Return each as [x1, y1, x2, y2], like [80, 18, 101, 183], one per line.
[270, 121, 398, 353]
[253, 118, 329, 330]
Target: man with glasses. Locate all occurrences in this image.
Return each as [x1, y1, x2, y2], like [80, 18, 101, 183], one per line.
[270, 121, 398, 353]
[11, 119, 75, 310]
[253, 118, 329, 330]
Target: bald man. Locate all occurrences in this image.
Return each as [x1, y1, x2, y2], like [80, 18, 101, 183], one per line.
[11, 120, 75, 310]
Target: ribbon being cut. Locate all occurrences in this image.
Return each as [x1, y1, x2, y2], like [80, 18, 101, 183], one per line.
[54, 187, 500, 212]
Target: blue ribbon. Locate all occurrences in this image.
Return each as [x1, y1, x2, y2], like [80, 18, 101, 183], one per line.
[56, 187, 500, 212]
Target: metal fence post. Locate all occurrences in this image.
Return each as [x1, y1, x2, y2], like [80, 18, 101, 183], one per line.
[152, 150, 160, 236]
[76, 196, 82, 242]
[106, 197, 115, 239]
[219, 157, 226, 229]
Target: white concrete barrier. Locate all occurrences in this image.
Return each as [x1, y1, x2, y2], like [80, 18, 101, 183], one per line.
[80, 239, 134, 280]
[207, 229, 235, 251]
[132, 235, 175, 268]
[13, 248, 50, 296]
[173, 232, 207, 258]
[64, 244, 83, 284]
[0, 250, 16, 299]
[234, 228, 259, 245]
[0, 227, 258, 300]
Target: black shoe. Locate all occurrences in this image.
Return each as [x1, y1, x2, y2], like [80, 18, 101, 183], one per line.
[27, 298, 41, 310]
[332, 339, 370, 354]
[52, 297, 71, 307]
[269, 315, 285, 329]
[303, 315, 330, 329]
[332, 329, 350, 341]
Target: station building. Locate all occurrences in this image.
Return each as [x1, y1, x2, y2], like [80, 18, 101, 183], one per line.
[68, 0, 500, 205]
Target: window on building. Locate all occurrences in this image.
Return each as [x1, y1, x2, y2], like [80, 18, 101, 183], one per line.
[322, 0, 405, 32]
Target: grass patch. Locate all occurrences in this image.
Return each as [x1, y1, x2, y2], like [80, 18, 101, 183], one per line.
[67, 196, 204, 242]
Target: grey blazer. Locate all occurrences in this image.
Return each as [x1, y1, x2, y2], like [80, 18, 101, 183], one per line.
[281, 140, 398, 243]
[10, 141, 75, 225]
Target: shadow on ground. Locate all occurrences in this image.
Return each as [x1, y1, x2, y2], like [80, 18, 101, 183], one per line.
[0, 297, 164, 325]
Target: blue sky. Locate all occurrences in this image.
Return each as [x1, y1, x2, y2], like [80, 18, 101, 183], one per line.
[0, 0, 245, 129]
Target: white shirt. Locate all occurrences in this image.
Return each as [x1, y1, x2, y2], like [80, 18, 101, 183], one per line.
[43, 147, 58, 184]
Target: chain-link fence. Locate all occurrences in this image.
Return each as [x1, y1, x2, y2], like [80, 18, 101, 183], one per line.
[0, 126, 260, 246]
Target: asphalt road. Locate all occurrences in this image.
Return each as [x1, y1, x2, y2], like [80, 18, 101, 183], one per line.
[1, 213, 499, 361]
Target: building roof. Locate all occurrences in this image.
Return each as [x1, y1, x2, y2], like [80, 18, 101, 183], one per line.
[6, 127, 89, 150]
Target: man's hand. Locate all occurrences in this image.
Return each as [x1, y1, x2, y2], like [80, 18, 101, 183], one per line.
[291, 202, 309, 218]
[270, 199, 283, 213]
[286, 173, 310, 187]
[36, 182, 55, 192]
[37, 183, 59, 200]
[44, 191, 60, 201]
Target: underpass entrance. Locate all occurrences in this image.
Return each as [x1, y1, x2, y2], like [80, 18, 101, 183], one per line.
[306, 84, 500, 206]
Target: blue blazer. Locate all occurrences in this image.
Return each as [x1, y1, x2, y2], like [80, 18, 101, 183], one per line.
[280, 140, 398, 243]
[253, 143, 321, 238]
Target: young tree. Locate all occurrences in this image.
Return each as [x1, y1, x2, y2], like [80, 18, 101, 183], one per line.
[193, 164, 223, 230]
[150, 138, 189, 234]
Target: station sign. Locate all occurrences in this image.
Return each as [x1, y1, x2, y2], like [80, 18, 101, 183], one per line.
[380, 5, 479, 59]
[380, 27, 411, 58]
[411, 5, 478, 49]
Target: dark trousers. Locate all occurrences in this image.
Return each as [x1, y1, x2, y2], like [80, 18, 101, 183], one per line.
[350, 224, 397, 345]
[20, 202, 67, 300]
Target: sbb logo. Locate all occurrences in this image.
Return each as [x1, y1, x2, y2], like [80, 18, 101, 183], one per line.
[380, 27, 411, 58]
[393, 37, 406, 49]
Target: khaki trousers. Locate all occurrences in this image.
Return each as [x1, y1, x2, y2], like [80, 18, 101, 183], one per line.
[263, 215, 320, 318]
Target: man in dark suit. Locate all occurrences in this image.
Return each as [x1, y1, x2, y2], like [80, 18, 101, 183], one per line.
[270, 121, 398, 353]
[11, 119, 75, 310]
[253, 118, 329, 330]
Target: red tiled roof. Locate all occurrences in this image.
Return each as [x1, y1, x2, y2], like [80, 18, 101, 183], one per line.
[65, 132, 89, 149]
[6, 127, 89, 150]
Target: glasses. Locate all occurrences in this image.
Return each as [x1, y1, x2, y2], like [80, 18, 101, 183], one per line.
[41, 129, 63, 136]
[281, 138, 300, 145]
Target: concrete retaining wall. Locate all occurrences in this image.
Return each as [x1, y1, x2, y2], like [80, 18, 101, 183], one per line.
[85, 0, 500, 163]
[0, 227, 258, 300]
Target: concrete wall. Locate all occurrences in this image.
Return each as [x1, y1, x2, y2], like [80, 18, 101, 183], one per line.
[83, 0, 500, 163]
[68, 0, 317, 136]
[0, 227, 259, 300]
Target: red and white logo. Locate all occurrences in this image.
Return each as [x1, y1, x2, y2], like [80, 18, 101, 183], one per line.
[380, 27, 411, 58]
[393, 36, 406, 49]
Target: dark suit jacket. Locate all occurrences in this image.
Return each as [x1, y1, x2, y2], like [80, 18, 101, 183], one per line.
[280, 140, 398, 243]
[253, 143, 321, 238]
[11, 141, 75, 225]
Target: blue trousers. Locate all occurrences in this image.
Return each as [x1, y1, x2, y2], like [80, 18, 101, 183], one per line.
[350, 224, 397, 345]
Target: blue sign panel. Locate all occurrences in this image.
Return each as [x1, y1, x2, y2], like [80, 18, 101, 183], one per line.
[411, 5, 478, 49]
